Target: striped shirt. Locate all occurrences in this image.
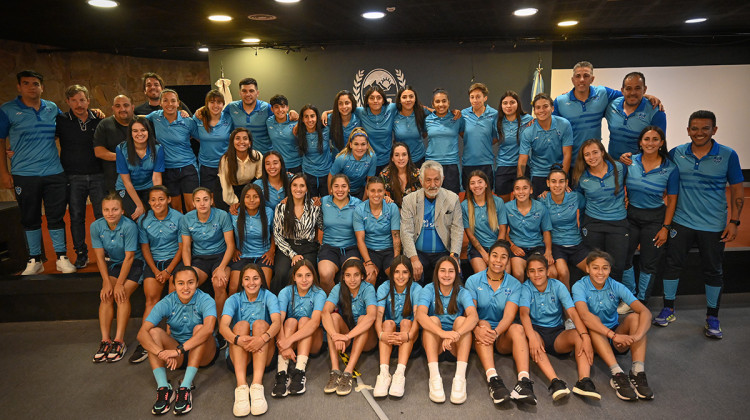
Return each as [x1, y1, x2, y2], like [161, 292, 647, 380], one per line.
[273, 200, 323, 258]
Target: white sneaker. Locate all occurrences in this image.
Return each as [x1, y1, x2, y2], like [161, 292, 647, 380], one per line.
[249, 383, 267, 416]
[233, 384, 250, 417]
[373, 373, 391, 397]
[389, 372, 406, 397]
[56, 255, 77, 273]
[450, 376, 467, 404]
[564, 318, 576, 330]
[617, 301, 633, 315]
[428, 377, 445, 403]
[22, 258, 43, 275]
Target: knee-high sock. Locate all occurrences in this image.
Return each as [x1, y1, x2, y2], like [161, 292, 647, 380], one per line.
[663, 278, 679, 302]
[181, 366, 198, 388]
[705, 285, 722, 309]
[637, 272, 652, 301]
[49, 228, 67, 253]
[25, 229, 42, 256]
[153, 367, 169, 388]
[621, 267, 636, 294]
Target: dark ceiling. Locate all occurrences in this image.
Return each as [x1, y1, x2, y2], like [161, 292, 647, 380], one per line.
[3, 0, 750, 61]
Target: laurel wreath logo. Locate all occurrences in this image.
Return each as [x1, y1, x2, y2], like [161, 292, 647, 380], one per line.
[352, 70, 364, 106]
[395, 69, 406, 89]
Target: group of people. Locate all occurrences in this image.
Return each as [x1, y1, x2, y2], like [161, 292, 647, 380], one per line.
[0, 60, 742, 416]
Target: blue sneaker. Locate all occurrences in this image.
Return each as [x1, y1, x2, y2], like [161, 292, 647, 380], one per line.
[653, 307, 676, 327]
[704, 316, 722, 339]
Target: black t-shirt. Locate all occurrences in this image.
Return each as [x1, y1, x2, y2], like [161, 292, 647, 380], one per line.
[55, 110, 102, 175]
[93, 116, 130, 192]
[134, 101, 192, 117]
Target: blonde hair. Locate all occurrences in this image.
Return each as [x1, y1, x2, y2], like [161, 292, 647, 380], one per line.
[335, 127, 374, 158]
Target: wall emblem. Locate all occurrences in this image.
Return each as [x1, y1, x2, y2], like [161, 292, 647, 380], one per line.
[352, 68, 407, 106]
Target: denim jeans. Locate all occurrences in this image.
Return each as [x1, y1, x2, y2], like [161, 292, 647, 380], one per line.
[68, 173, 104, 254]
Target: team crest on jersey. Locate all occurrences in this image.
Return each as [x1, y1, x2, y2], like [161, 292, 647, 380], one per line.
[14, 186, 21, 195]
[504, 288, 512, 296]
[670, 228, 677, 238]
[607, 291, 617, 302]
[118, 190, 126, 198]
[711, 155, 723, 164]
[352, 68, 407, 106]
[636, 112, 649, 123]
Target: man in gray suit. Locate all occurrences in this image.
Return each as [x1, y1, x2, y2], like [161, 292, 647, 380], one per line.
[401, 161, 464, 285]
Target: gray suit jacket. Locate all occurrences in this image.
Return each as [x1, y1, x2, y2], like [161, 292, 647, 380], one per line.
[400, 188, 463, 258]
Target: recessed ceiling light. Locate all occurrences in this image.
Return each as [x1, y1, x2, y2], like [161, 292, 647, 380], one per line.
[513, 8, 538, 17]
[87, 0, 118, 7]
[275, 0, 300, 3]
[558, 20, 578, 27]
[685, 17, 707, 24]
[362, 11, 385, 19]
[242, 38, 261, 44]
[198, 47, 209, 52]
[208, 15, 232, 22]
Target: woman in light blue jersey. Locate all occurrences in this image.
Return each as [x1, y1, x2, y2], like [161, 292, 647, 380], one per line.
[461, 83, 498, 190]
[462, 170, 507, 274]
[394, 85, 428, 166]
[328, 127, 376, 199]
[328, 90, 360, 154]
[495, 91, 533, 202]
[229, 184, 274, 294]
[318, 174, 362, 291]
[354, 176, 401, 284]
[296, 104, 332, 199]
[254, 151, 290, 212]
[116, 116, 164, 220]
[425, 88, 464, 194]
[194, 89, 233, 209]
[506, 177, 555, 281]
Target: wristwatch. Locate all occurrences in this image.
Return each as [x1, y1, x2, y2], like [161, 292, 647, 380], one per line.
[176, 344, 185, 355]
[730, 219, 741, 226]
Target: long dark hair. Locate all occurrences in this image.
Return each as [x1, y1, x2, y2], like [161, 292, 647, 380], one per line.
[395, 85, 426, 134]
[240, 263, 268, 294]
[382, 255, 415, 320]
[126, 116, 157, 166]
[236, 183, 269, 253]
[199, 89, 225, 134]
[383, 142, 419, 207]
[287, 259, 322, 316]
[260, 151, 290, 203]
[572, 138, 621, 194]
[497, 90, 528, 145]
[223, 127, 260, 185]
[638, 125, 669, 162]
[338, 258, 367, 329]
[282, 173, 309, 238]
[296, 104, 324, 154]
[432, 256, 461, 315]
[330, 90, 357, 151]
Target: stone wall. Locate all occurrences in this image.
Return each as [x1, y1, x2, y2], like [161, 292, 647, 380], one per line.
[0, 39, 209, 201]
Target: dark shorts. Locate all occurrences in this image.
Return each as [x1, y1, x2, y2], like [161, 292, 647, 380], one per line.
[230, 256, 273, 271]
[468, 245, 490, 260]
[164, 164, 199, 197]
[512, 246, 545, 260]
[178, 337, 220, 370]
[437, 349, 458, 363]
[143, 259, 182, 280]
[318, 243, 361, 266]
[608, 323, 631, 355]
[552, 243, 589, 265]
[532, 324, 567, 356]
[494, 165, 518, 196]
[107, 259, 145, 284]
[530, 176, 549, 198]
[192, 253, 225, 279]
[462, 164, 493, 191]
[440, 164, 461, 194]
[368, 248, 395, 278]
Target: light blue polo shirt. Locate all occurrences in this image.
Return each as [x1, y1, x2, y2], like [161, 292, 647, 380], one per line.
[354, 103, 397, 167]
[425, 112, 465, 165]
[626, 154, 680, 210]
[321, 195, 361, 248]
[326, 113, 361, 154]
[576, 160, 626, 221]
[465, 271, 522, 329]
[330, 151, 377, 192]
[415, 197, 447, 253]
[223, 100, 273, 154]
[192, 113, 233, 168]
[605, 97, 667, 159]
[278, 284, 327, 320]
[553, 86, 621, 162]
[572, 275, 636, 329]
[138, 208, 183, 262]
[0, 97, 62, 176]
[519, 278, 574, 328]
[327, 281, 377, 321]
[461, 106, 499, 166]
[146, 289, 217, 344]
[301, 131, 333, 177]
[497, 114, 534, 167]
[90, 216, 143, 263]
[222, 288, 280, 328]
[253, 178, 286, 211]
[416, 283, 475, 330]
[540, 191, 585, 246]
[505, 199, 552, 248]
[670, 140, 743, 232]
[179, 208, 233, 256]
[115, 142, 165, 191]
[353, 200, 400, 250]
[519, 116, 574, 178]
[144, 110, 197, 169]
[266, 115, 302, 169]
[231, 207, 273, 258]
[461, 196, 507, 250]
[393, 111, 426, 162]
[377, 281, 423, 324]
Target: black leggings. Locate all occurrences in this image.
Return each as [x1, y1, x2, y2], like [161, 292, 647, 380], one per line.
[581, 215, 629, 283]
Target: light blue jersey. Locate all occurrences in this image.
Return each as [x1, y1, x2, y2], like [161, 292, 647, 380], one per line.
[138, 208, 183, 262]
[0, 97, 62, 176]
[553, 86, 621, 162]
[180, 208, 233, 256]
[605, 97, 666, 159]
[461, 106, 498, 166]
[353, 200, 400, 250]
[231, 207, 273, 258]
[145, 110, 197, 169]
[146, 290, 217, 344]
[519, 116, 574, 177]
[576, 160, 626, 221]
[377, 281, 423, 324]
[425, 113, 465, 165]
[416, 283, 475, 330]
[465, 271, 522, 329]
[625, 154, 679, 209]
[222, 288, 280, 328]
[506, 199, 552, 248]
[496, 114, 534, 167]
[192, 113, 233, 168]
[461, 196, 507, 250]
[572, 275, 636, 329]
[326, 113, 361, 154]
[115, 142, 165, 191]
[90, 216, 143, 262]
[519, 278, 574, 328]
[301, 131, 333, 177]
[354, 103, 397, 167]
[393, 111, 426, 162]
[278, 284, 327, 320]
[327, 282, 377, 320]
[330, 151, 377, 192]
[266, 115, 302, 169]
[223, 100, 273, 154]
[540, 191, 585, 246]
[253, 178, 286, 211]
[320, 195, 361, 248]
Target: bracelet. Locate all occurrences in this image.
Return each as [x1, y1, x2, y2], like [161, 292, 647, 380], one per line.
[364, 260, 372, 265]
[379, 331, 384, 340]
[263, 332, 271, 343]
[234, 334, 240, 345]
[157, 349, 165, 357]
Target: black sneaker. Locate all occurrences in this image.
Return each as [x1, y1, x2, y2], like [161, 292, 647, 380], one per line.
[548, 378, 570, 401]
[217, 335, 228, 350]
[129, 344, 148, 364]
[488, 376, 511, 404]
[93, 340, 111, 363]
[629, 371, 654, 400]
[152, 385, 174, 415]
[288, 368, 307, 395]
[173, 387, 192, 415]
[271, 371, 289, 398]
[610, 372, 637, 401]
[510, 378, 537, 405]
[572, 377, 601, 400]
[74, 252, 88, 269]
